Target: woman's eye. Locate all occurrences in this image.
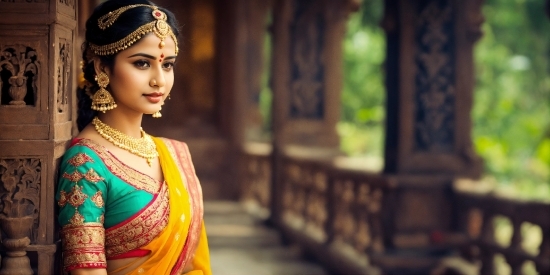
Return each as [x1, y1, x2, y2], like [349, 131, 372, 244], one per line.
[134, 60, 150, 69]
[163, 62, 175, 70]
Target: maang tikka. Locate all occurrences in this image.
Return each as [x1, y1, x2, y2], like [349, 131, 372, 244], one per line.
[91, 72, 117, 112]
[89, 4, 179, 56]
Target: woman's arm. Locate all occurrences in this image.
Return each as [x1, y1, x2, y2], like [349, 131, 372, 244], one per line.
[57, 147, 108, 273]
[70, 268, 108, 275]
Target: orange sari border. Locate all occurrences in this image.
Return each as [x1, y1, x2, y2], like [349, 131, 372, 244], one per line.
[105, 182, 170, 257]
[161, 138, 204, 275]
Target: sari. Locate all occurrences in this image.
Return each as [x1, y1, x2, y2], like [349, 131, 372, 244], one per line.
[56, 137, 211, 274]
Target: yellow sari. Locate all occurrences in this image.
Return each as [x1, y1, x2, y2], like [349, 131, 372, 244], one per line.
[109, 138, 211, 275]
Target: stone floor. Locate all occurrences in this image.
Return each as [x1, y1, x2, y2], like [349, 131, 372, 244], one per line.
[204, 201, 328, 275]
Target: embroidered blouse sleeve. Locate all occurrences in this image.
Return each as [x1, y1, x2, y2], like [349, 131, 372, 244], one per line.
[56, 146, 108, 272]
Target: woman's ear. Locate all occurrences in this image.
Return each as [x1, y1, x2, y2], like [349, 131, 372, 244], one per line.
[92, 57, 111, 78]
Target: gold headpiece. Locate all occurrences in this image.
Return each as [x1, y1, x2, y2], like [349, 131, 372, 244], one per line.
[89, 4, 178, 56]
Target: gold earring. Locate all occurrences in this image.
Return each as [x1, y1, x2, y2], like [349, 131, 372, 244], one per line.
[152, 106, 162, 118]
[91, 72, 117, 113]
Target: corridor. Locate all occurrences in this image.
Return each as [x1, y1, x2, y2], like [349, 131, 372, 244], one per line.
[205, 201, 328, 275]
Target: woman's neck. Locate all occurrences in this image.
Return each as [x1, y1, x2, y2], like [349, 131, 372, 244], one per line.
[97, 110, 143, 138]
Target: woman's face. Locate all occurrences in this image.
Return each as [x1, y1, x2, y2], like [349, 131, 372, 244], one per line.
[105, 33, 177, 116]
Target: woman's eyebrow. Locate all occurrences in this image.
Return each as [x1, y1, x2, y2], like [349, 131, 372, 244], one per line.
[127, 53, 177, 60]
[128, 53, 155, 59]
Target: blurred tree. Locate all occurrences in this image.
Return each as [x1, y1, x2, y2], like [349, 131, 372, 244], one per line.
[472, 0, 550, 199]
[338, 0, 550, 198]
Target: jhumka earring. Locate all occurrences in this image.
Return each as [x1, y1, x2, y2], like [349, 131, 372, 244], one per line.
[152, 106, 162, 118]
[91, 72, 117, 112]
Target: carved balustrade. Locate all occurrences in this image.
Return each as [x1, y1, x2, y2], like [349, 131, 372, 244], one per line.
[240, 143, 272, 212]
[456, 190, 550, 275]
[240, 147, 395, 274]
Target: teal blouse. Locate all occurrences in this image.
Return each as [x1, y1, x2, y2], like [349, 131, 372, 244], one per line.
[57, 139, 159, 229]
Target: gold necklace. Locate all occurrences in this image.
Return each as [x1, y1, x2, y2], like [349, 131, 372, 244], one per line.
[92, 117, 158, 166]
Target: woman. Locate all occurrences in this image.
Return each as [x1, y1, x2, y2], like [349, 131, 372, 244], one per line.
[55, 0, 211, 274]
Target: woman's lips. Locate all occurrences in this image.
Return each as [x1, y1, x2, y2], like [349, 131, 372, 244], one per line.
[144, 93, 163, 103]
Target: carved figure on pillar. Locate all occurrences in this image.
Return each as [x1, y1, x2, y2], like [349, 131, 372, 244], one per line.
[57, 40, 71, 113]
[414, 0, 456, 153]
[290, 0, 325, 119]
[0, 45, 39, 106]
[0, 158, 41, 275]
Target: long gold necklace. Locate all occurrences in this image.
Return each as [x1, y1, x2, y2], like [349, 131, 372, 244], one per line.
[92, 117, 158, 166]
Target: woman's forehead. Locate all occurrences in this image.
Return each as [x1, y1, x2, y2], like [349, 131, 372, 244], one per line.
[121, 33, 177, 57]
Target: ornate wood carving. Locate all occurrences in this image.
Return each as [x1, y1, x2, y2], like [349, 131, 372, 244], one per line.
[414, 0, 456, 152]
[0, 44, 39, 106]
[57, 39, 71, 113]
[289, 0, 325, 119]
[464, 0, 484, 42]
[59, 0, 75, 8]
[0, 158, 41, 241]
[0, 0, 47, 3]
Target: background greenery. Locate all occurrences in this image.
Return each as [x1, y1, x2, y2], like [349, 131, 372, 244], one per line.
[338, 0, 550, 200]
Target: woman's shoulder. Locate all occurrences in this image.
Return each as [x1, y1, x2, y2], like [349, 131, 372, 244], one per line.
[61, 138, 107, 166]
[155, 137, 190, 150]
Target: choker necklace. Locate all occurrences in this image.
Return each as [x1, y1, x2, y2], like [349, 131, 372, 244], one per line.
[92, 117, 158, 166]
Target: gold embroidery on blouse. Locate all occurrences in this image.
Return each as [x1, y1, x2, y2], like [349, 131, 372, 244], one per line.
[75, 139, 161, 194]
[62, 170, 84, 183]
[67, 185, 88, 208]
[99, 214, 105, 224]
[68, 209, 85, 225]
[58, 190, 68, 207]
[61, 223, 106, 270]
[91, 191, 104, 208]
[67, 153, 94, 167]
[84, 168, 104, 183]
[105, 183, 169, 256]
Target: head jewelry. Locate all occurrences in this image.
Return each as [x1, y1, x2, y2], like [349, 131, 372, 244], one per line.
[88, 4, 178, 56]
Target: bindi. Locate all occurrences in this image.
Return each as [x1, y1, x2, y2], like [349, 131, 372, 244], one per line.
[159, 53, 164, 62]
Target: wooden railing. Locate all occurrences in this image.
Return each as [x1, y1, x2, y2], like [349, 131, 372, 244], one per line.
[455, 190, 550, 275]
[240, 146, 550, 275]
[240, 143, 272, 212]
[240, 146, 395, 274]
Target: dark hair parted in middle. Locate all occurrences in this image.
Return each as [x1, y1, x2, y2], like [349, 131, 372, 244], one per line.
[77, 0, 180, 131]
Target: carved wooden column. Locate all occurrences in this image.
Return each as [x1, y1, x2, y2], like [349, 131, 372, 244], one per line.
[272, 0, 358, 154]
[269, 0, 358, 224]
[378, 0, 484, 270]
[0, 1, 76, 274]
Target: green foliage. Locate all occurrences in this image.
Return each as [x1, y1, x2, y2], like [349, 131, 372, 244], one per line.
[339, 1, 385, 159]
[473, 0, 550, 199]
[340, 0, 550, 199]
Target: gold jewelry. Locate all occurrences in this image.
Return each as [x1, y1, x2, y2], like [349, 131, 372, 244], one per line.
[91, 72, 117, 112]
[98, 4, 151, 30]
[152, 106, 162, 118]
[89, 5, 178, 56]
[92, 117, 158, 166]
[149, 79, 157, 87]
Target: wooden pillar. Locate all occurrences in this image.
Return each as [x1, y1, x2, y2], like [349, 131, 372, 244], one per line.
[271, 0, 357, 155]
[269, 0, 358, 224]
[380, 0, 484, 263]
[0, 1, 77, 274]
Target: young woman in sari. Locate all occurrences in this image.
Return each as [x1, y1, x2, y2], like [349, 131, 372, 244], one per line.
[55, 0, 211, 274]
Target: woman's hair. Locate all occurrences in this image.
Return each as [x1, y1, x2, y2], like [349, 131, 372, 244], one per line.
[77, 0, 180, 131]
